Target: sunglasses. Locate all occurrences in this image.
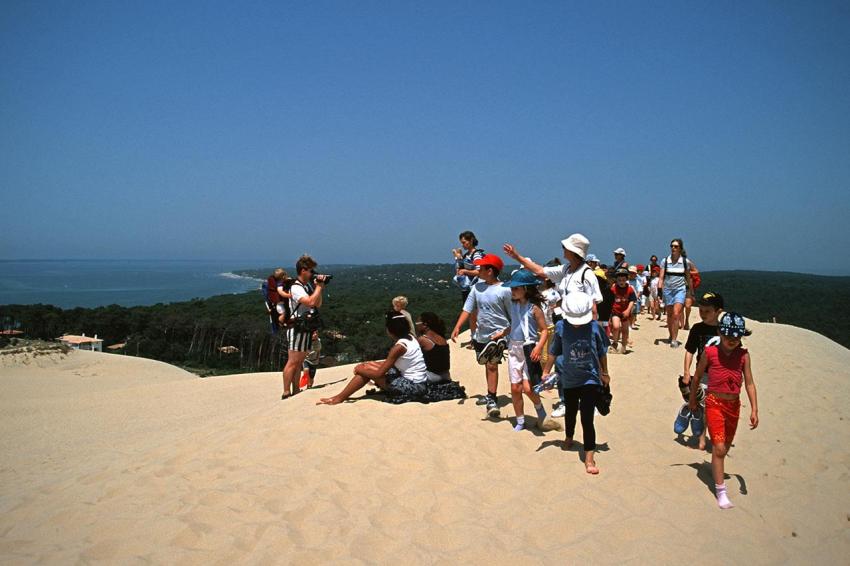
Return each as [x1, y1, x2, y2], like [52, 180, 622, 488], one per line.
[670, 244, 681, 249]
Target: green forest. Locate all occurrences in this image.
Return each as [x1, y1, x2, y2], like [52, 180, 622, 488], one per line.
[2, 266, 847, 375]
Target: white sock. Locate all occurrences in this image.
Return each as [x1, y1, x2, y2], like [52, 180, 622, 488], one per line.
[514, 416, 525, 432]
[715, 483, 734, 509]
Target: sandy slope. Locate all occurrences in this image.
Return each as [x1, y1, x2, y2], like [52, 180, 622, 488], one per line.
[1, 317, 849, 565]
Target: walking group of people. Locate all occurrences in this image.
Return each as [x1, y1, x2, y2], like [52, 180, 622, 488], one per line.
[446, 230, 759, 507]
[281, 231, 759, 509]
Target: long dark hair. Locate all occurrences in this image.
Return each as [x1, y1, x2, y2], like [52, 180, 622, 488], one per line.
[458, 230, 478, 247]
[512, 284, 544, 307]
[418, 311, 447, 338]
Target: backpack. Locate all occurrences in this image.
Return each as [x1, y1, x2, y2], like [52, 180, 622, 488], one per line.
[262, 276, 295, 333]
[663, 256, 697, 290]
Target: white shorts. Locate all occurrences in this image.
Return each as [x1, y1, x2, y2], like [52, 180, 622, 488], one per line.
[649, 278, 659, 300]
[507, 340, 531, 384]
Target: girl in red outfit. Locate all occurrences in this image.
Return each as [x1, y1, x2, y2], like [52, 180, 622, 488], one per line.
[689, 312, 759, 509]
[609, 268, 636, 354]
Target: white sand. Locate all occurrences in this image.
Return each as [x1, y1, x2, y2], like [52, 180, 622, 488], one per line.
[1, 318, 849, 564]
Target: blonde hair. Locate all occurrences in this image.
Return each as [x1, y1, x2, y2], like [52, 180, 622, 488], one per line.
[392, 296, 408, 309]
[273, 268, 288, 280]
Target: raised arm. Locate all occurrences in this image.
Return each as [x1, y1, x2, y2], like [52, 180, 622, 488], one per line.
[503, 244, 546, 279]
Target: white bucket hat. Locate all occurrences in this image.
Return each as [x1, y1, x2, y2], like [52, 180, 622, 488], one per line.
[564, 292, 594, 325]
[560, 233, 590, 259]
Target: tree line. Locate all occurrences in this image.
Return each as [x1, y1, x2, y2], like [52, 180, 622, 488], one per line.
[2, 267, 847, 375]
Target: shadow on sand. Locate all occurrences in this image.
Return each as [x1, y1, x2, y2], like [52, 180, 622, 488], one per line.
[671, 462, 747, 496]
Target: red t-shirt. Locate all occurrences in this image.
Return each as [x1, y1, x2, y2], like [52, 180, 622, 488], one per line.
[610, 283, 636, 316]
[705, 345, 748, 395]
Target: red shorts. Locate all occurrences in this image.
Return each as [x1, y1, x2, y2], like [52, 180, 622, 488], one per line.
[705, 393, 740, 446]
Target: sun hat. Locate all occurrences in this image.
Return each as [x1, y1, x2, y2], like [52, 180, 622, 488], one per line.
[698, 291, 724, 309]
[503, 268, 542, 288]
[615, 267, 629, 277]
[473, 254, 504, 272]
[564, 292, 594, 325]
[585, 253, 599, 263]
[719, 312, 752, 337]
[628, 265, 637, 274]
[613, 247, 626, 256]
[560, 233, 590, 259]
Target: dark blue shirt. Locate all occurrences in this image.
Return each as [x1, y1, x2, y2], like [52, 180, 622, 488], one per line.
[549, 320, 609, 389]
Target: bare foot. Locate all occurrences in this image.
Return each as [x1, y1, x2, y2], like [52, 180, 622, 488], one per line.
[585, 461, 600, 474]
[316, 397, 341, 405]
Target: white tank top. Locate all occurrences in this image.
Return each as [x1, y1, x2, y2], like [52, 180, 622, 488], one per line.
[393, 337, 428, 383]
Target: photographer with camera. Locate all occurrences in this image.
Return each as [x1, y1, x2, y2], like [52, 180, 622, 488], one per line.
[282, 254, 331, 399]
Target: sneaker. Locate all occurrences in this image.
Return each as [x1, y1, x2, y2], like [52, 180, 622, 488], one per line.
[486, 397, 500, 418]
[476, 341, 498, 364]
[674, 403, 691, 434]
[489, 338, 508, 363]
[690, 407, 705, 436]
[551, 403, 566, 418]
[670, 340, 681, 349]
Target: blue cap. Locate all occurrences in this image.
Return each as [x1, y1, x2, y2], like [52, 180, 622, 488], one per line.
[503, 268, 542, 288]
[586, 254, 599, 263]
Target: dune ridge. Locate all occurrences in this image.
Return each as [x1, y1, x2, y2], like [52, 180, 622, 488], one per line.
[1, 317, 849, 564]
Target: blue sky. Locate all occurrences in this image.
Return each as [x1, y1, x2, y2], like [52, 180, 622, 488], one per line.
[2, 1, 849, 273]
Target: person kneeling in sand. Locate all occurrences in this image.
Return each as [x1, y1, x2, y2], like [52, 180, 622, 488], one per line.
[317, 311, 429, 405]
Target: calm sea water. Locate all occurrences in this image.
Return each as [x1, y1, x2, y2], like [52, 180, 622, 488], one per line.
[0, 260, 263, 309]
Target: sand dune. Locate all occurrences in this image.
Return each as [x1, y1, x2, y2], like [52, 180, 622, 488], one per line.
[1, 318, 849, 564]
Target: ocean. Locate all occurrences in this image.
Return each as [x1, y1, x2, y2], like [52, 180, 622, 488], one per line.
[0, 260, 263, 309]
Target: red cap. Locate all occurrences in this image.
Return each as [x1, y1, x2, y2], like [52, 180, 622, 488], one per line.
[636, 264, 645, 271]
[473, 254, 504, 272]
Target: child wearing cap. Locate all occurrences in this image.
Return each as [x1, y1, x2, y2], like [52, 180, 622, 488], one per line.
[451, 253, 512, 418]
[503, 269, 549, 431]
[548, 292, 611, 475]
[609, 269, 637, 354]
[689, 312, 758, 509]
[680, 291, 724, 449]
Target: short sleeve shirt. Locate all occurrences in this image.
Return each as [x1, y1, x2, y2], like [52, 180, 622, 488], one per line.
[463, 281, 512, 342]
[542, 264, 602, 310]
[549, 320, 609, 389]
[290, 281, 315, 317]
[685, 322, 720, 361]
[610, 284, 637, 316]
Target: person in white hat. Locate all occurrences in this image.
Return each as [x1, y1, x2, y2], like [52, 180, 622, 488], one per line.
[503, 234, 602, 315]
[546, 291, 611, 475]
[612, 248, 627, 272]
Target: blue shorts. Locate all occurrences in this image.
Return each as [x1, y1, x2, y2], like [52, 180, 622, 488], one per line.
[662, 286, 686, 306]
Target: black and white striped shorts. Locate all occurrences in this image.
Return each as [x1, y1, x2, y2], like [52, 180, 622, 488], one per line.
[286, 327, 314, 352]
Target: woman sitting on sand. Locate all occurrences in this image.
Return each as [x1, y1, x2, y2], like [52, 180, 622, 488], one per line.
[416, 312, 451, 383]
[317, 311, 429, 405]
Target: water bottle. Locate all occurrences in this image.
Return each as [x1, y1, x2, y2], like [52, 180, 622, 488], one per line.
[533, 373, 559, 394]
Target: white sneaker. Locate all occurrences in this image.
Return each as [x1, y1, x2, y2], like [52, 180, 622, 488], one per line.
[551, 403, 566, 418]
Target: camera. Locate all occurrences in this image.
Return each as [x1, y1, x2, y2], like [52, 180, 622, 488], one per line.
[313, 273, 333, 285]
